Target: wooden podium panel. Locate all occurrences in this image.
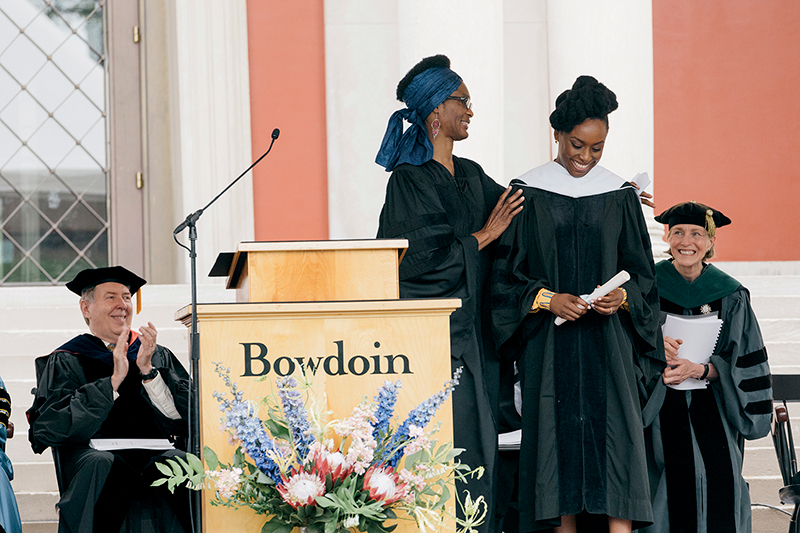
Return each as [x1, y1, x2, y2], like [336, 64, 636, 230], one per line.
[176, 299, 459, 533]
[222, 240, 407, 303]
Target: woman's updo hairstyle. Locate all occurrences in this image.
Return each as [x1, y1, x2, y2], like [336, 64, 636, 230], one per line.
[396, 54, 451, 102]
[549, 75, 618, 133]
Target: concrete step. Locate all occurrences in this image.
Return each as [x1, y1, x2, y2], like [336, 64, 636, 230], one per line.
[760, 318, 800, 343]
[752, 505, 793, 533]
[14, 491, 59, 522]
[21, 523, 57, 533]
[768, 343, 800, 373]
[750, 295, 800, 319]
[0, 283, 234, 309]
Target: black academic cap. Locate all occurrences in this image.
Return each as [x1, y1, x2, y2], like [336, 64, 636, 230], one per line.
[66, 266, 147, 296]
[654, 201, 731, 237]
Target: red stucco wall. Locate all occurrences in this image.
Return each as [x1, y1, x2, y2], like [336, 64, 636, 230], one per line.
[247, 0, 329, 241]
[653, 0, 800, 260]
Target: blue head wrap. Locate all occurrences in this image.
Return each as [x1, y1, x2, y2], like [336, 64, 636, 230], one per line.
[375, 67, 463, 171]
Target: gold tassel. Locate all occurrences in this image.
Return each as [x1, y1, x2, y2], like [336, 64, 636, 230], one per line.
[136, 288, 142, 314]
[705, 208, 716, 238]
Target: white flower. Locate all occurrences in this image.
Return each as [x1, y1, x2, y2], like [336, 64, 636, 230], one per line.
[343, 515, 360, 529]
[277, 471, 326, 508]
[368, 470, 397, 499]
[326, 451, 346, 469]
[206, 467, 243, 499]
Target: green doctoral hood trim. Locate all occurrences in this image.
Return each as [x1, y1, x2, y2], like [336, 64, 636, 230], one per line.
[655, 260, 742, 309]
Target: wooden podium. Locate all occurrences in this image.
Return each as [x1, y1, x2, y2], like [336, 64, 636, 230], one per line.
[176, 240, 459, 532]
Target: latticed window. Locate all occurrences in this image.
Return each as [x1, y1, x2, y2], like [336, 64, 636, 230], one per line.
[0, 0, 108, 285]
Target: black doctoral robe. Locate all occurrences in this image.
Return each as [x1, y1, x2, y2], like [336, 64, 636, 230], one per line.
[31, 334, 191, 533]
[642, 261, 772, 533]
[491, 173, 665, 531]
[377, 156, 506, 532]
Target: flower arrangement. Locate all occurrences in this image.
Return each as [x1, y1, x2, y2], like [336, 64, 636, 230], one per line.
[154, 362, 485, 533]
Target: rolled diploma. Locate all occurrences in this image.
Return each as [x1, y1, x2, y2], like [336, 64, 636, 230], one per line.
[554, 270, 631, 326]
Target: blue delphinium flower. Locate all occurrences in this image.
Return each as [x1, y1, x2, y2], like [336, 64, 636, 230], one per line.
[276, 376, 316, 461]
[383, 367, 462, 466]
[372, 380, 401, 440]
[212, 362, 282, 483]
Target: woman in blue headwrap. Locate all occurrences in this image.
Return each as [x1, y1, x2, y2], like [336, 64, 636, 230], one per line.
[376, 55, 524, 533]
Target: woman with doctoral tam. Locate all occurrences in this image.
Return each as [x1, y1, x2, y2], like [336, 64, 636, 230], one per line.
[376, 54, 524, 533]
[642, 202, 772, 533]
[491, 76, 665, 532]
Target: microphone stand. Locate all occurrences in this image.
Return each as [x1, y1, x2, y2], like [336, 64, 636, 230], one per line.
[173, 129, 280, 533]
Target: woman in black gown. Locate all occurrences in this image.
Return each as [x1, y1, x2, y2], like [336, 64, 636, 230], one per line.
[375, 54, 523, 533]
[491, 76, 665, 533]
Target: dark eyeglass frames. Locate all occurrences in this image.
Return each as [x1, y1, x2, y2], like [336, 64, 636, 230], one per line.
[445, 96, 472, 110]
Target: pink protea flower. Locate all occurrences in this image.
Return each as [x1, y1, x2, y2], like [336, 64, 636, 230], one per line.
[307, 446, 353, 482]
[363, 465, 409, 506]
[277, 470, 326, 509]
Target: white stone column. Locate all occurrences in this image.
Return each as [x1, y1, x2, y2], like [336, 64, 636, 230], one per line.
[166, 0, 254, 282]
[324, 0, 399, 240]
[325, 0, 504, 239]
[397, 0, 505, 180]
[503, 0, 551, 180]
[546, 0, 667, 256]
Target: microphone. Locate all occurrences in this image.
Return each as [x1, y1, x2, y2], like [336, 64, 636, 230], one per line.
[173, 128, 281, 235]
[173, 209, 203, 235]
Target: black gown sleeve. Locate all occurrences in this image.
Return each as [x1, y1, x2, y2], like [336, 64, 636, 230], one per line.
[711, 289, 772, 440]
[377, 164, 480, 288]
[377, 162, 502, 362]
[490, 187, 551, 348]
[145, 346, 191, 436]
[616, 191, 666, 424]
[33, 353, 115, 447]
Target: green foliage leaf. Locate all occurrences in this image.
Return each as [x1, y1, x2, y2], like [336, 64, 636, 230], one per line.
[324, 517, 337, 533]
[203, 446, 219, 470]
[315, 495, 334, 509]
[264, 418, 291, 441]
[260, 518, 294, 533]
[175, 455, 191, 473]
[150, 478, 168, 487]
[186, 453, 204, 473]
[401, 448, 424, 467]
[167, 458, 183, 476]
[155, 461, 174, 477]
[446, 447, 464, 462]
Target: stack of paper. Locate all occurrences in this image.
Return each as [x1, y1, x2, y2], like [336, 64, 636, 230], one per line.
[89, 438, 175, 451]
[662, 314, 723, 390]
[498, 429, 521, 451]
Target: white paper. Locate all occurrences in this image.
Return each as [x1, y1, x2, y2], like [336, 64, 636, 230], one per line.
[555, 270, 631, 326]
[498, 429, 521, 450]
[89, 438, 175, 451]
[662, 314, 723, 390]
[632, 172, 651, 197]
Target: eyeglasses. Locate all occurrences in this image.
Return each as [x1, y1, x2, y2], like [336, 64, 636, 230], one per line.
[445, 96, 472, 110]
